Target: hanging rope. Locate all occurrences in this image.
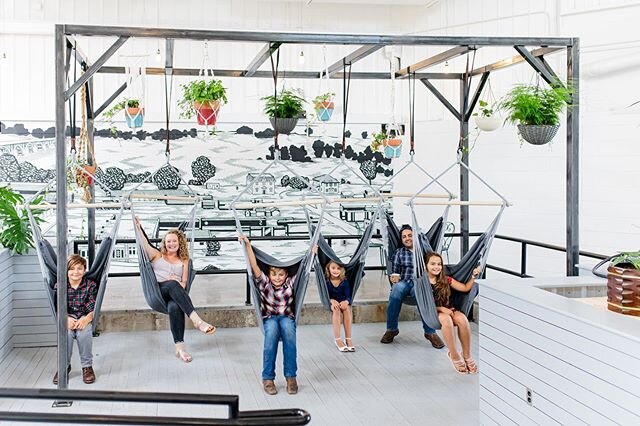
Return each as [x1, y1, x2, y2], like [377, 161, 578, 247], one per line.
[408, 72, 416, 155]
[458, 48, 477, 154]
[164, 63, 173, 159]
[341, 59, 352, 153]
[68, 41, 78, 154]
[269, 46, 281, 151]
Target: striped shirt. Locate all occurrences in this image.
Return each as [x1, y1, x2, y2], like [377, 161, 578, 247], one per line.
[391, 247, 415, 282]
[55, 278, 97, 319]
[256, 272, 295, 319]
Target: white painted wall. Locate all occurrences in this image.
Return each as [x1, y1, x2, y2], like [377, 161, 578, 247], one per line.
[1, 0, 639, 276]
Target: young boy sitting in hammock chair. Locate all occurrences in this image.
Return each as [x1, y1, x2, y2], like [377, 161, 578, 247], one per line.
[239, 235, 304, 396]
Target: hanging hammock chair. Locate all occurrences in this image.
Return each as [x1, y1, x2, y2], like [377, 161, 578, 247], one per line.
[26, 199, 125, 335]
[312, 205, 382, 311]
[411, 205, 505, 330]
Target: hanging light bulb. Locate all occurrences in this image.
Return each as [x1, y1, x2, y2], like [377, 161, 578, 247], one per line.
[298, 50, 305, 66]
[1, 52, 6, 60]
[155, 48, 162, 64]
[444, 60, 449, 71]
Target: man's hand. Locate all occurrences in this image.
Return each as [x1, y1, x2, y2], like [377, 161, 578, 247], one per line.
[67, 316, 78, 330]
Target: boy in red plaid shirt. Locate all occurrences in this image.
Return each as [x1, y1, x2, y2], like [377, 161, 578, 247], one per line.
[239, 235, 300, 396]
[52, 254, 97, 385]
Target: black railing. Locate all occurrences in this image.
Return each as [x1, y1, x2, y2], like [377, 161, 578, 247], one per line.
[0, 388, 310, 425]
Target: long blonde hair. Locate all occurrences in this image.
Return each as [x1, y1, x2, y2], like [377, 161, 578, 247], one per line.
[425, 251, 449, 307]
[160, 229, 189, 261]
[324, 260, 346, 282]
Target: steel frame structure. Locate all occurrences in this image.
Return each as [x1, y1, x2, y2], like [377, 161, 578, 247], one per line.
[54, 24, 579, 389]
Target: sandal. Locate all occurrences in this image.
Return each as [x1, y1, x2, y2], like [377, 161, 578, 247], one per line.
[464, 356, 478, 374]
[448, 352, 468, 374]
[334, 338, 349, 352]
[175, 349, 192, 363]
[196, 320, 216, 335]
[345, 338, 356, 352]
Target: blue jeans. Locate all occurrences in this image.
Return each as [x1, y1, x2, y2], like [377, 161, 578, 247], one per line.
[386, 279, 435, 334]
[67, 321, 93, 367]
[262, 315, 297, 380]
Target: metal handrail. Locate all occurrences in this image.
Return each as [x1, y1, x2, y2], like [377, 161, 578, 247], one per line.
[0, 388, 311, 425]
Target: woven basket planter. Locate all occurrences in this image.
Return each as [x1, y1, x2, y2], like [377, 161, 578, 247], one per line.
[517, 124, 559, 145]
[269, 117, 298, 134]
[607, 265, 640, 317]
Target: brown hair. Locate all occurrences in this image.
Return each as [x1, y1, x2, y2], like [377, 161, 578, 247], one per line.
[160, 229, 189, 261]
[425, 251, 450, 307]
[324, 260, 346, 281]
[67, 254, 87, 272]
[268, 266, 288, 276]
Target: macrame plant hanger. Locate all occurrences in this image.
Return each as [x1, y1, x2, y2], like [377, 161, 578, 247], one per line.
[314, 45, 335, 126]
[195, 40, 223, 139]
[122, 55, 147, 130]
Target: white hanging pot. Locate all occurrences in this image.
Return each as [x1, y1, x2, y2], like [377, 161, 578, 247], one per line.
[474, 115, 502, 132]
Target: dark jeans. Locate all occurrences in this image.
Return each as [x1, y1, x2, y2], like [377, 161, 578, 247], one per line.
[160, 280, 195, 343]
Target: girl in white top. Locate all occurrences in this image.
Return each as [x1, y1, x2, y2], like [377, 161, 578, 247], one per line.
[135, 217, 216, 363]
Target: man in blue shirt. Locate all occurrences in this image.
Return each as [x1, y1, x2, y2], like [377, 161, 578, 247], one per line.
[381, 224, 445, 348]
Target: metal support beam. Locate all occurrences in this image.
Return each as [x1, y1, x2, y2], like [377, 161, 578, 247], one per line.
[464, 71, 490, 122]
[94, 82, 127, 118]
[566, 39, 580, 276]
[514, 45, 562, 87]
[323, 45, 383, 78]
[396, 45, 472, 78]
[470, 47, 563, 76]
[86, 78, 96, 267]
[54, 24, 70, 391]
[539, 55, 561, 84]
[459, 78, 470, 256]
[65, 35, 90, 68]
[96, 66, 462, 80]
[165, 39, 174, 71]
[63, 25, 574, 46]
[243, 42, 281, 77]
[421, 79, 461, 121]
[65, 36, 128, 101]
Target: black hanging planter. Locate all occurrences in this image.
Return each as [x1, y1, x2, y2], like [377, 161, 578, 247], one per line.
[269, 117, 298, 134]
[517, 124, 560, 145]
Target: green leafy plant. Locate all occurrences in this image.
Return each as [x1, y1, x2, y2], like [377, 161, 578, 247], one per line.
[611, 251, 640, 270]
[313, 92, 335, 108]
[178, 79, 228, 119]
[262, 89, 306, 118]
[369, 131, 387, 151]
[473, 100, 495, 118]
[498, 82, 572, 126]
[103, 98, 141, 134]
[0, 186, 45, 255]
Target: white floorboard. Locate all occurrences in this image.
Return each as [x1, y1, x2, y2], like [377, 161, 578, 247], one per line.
[0, 321, 479, 425]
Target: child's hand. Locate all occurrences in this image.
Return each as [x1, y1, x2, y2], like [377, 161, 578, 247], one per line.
[134, 216, 141, 227]
[76, 316, 89, 330]
[238, 235, 249, 244]
[67, 316, 78, 330]
[311, 244, 318, 254]
[441, 307, 454, 317]
[330, 299, 339, 311]
[339, 300, 349, 310]
[472, 267, 481, 278]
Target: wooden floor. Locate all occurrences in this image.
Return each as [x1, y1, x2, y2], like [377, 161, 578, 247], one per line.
[0, 321, 479, 425]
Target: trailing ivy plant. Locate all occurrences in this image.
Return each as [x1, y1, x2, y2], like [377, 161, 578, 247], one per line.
[312, 92, 335, 108]
[369, 131, 387, 152]
[611, 251, 640, 270]
[473, 100, 495, 118]
[0, 186, 45, 255]
[262, 89, 306, 118]
[178, 79, 228, 119]
[498, 82, 572, 126]
[103, 98, 141, 134]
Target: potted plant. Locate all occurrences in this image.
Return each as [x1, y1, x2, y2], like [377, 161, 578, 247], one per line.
[178, 79, 228, 126]
[606, 251, 640, 317]
[262, 88, 306, 134]
[473, 100, 501, 132]
[0, 186, 45, 254]
[370, 130, 402, 159]
[313, 92, 335, 122]
[498, 82, 572, 145]
[103, 98, 144, 130]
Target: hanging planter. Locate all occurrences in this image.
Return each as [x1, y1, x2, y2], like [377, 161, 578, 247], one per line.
[125, 104, 145, 129]
[370, 131, 402, 159]
[104, 99, 144, 131]
[262, 88, 306, 135]
[178, 79, 228, 126]
[313, 92, 335, 122]
[498, 83, 572, 146]
[473, 101, 501, 131]
[194, 100, 221, 126]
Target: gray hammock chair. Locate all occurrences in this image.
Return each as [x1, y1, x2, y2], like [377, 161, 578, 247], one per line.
[130, 203, 197, 315]
[412, 205, 505, 330]
[26, 201, 125, 335]
[312, 205, 383, 311]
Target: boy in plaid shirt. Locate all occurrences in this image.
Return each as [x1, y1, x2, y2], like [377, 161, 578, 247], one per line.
[53, 254, 98, 385]
[239, 235, 299, 396]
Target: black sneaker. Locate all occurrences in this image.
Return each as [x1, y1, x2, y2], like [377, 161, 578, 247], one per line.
[380, 330, 399, 344]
